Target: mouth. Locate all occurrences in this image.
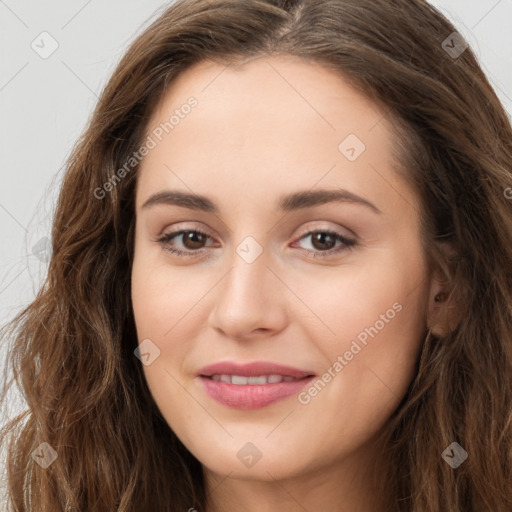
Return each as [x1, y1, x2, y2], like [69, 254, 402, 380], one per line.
[197, 361, 316, 409]
[204, 374, 307, 384]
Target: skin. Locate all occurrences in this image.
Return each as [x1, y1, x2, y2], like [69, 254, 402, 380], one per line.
[131, 55, 445, 511]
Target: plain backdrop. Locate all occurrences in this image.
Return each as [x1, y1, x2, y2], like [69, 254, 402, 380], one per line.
[0, 0, 511, 498]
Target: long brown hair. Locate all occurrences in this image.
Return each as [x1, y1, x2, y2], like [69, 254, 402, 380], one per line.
[2, 0, 512, 510]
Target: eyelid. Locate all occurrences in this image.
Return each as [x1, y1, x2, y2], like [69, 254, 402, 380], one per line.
[157, 221, 216, 239]
[294, 222, 356, 240]
[156, 221, 357, 258]
[158, 221, 355, 243]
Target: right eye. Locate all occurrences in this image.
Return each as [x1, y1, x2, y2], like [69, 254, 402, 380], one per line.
[157, 229, 216, 257]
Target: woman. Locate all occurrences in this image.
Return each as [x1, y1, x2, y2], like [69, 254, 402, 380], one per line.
[1, 0, 512, 510]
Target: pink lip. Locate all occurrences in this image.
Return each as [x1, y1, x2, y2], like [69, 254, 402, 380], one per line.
[197, 361, 316, 410]
[198, 361, 315, 379]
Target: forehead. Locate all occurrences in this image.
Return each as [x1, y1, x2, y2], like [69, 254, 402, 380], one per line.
[136, 55, 411, 217]
[146, 55, 386, 137]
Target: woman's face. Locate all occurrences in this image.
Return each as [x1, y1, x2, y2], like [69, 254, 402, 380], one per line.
[131, 56, 435, 482]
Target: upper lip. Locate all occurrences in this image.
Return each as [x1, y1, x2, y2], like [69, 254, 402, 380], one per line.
[198, 361, 316, 379]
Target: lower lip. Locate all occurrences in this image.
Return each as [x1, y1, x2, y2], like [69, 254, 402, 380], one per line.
[198, 376, 315, 409]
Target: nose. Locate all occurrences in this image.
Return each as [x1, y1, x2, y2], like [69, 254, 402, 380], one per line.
[208, 248, 288, 340]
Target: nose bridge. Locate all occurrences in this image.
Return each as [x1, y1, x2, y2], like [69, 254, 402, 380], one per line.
[208, 234, 287, 337]
[223, 220, 271, 292]
[222, 239, 271, 307]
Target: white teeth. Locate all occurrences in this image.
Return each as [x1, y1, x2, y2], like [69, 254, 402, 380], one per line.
[248, 376, 267, 385]
[209, 374, 295, 384]
[232, 375, 249, 385]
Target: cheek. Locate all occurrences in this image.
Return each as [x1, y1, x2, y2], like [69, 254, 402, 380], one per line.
[131, 264, 196, 440]
[289, 308, 425, 470]
[131, 251, 207, 339]
[297, 249, 428, 419]
[297, 250, 424, 345]
[131, 255, 207, 410]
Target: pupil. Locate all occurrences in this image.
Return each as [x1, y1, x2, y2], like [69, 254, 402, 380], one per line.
[185, 231, 205, 249]
[313, 232, 335, 250]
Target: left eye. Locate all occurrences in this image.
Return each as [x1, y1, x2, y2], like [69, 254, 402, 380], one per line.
[157, 229, 214, 256]
[293, 230, 356, 256]
[156, 229, 356, 258]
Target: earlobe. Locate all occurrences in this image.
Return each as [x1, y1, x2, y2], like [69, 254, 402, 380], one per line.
[426, 272, 461, 338]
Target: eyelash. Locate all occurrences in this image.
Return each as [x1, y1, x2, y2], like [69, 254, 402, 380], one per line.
[156, 227, 356, 259]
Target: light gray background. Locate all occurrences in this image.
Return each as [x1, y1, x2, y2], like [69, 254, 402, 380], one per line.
[0, 0, 511, 497]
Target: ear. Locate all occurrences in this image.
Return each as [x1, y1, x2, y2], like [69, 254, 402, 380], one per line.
[426, 243, 462, 338]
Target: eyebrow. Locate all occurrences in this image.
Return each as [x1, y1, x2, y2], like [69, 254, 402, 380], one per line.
[141, 188, 382, 215]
